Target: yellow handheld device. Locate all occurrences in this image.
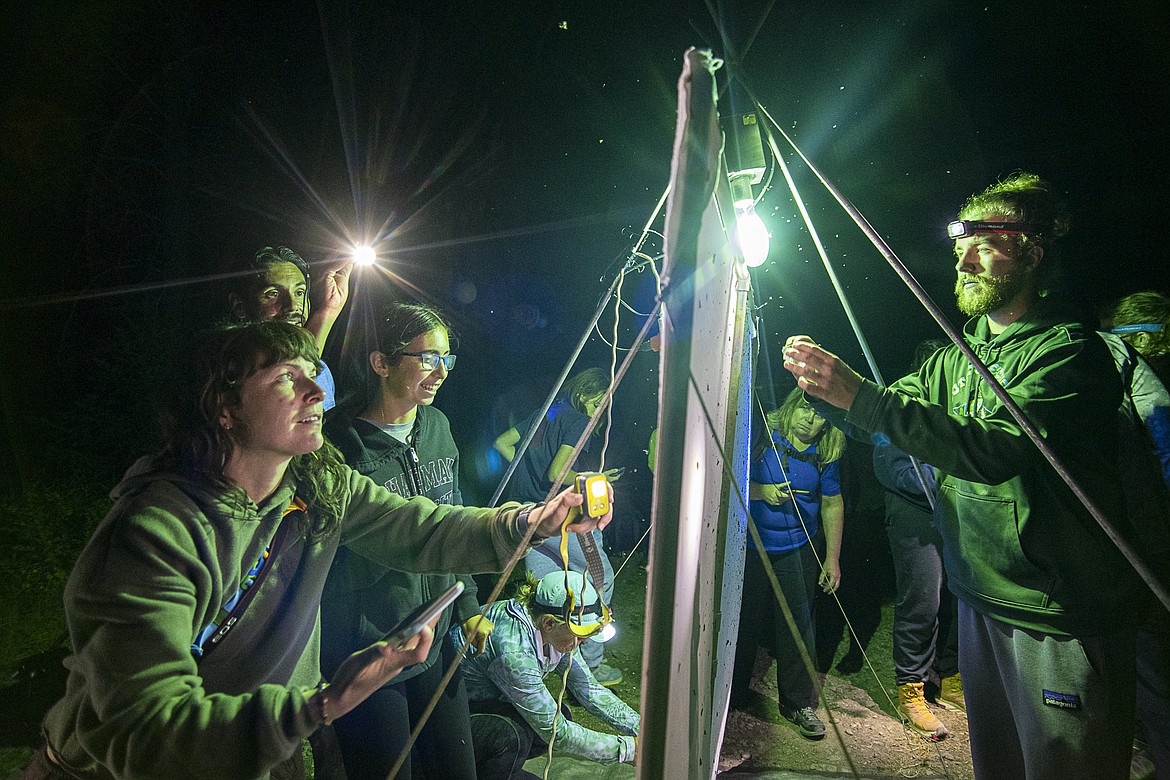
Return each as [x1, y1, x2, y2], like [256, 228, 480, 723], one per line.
[557, 472, 615, 642]
[574, 471, 611, 519]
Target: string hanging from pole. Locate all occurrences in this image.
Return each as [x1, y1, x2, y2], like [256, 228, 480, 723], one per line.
[388, 196, 667, 779]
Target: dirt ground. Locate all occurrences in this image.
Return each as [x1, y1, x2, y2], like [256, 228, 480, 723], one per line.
[718, 671, 973, 780]
[562, 556, 975, 780]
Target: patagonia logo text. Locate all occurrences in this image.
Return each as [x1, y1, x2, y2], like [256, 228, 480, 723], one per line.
[1042, 690, 1081, 709]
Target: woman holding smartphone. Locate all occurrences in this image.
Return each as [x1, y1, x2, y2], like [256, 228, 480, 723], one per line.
[26, 321, 607, 780]
[320, 303, 484, 780]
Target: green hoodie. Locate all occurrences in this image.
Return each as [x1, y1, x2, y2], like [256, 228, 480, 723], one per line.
[844, 300, 1141, 636]
[43, 455, 532, 780]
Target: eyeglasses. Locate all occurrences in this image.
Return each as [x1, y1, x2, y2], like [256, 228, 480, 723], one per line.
[400, 352, 457, 371]
[946, 220, 1047, 240]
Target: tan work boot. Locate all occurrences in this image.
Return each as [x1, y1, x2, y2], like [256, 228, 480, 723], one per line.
[898, 681, 948, 739]
[937, 673, 966, 712]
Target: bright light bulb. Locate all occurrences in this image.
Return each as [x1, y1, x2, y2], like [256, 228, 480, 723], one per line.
[596, 622, 617, 643]
[735, 207, 770, 267]
[353, 246, 377, 266]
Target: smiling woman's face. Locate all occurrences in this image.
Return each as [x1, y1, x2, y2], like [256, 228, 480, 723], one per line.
[383, 328, 452, 411]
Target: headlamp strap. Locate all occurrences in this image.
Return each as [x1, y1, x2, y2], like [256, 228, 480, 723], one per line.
[557, 506, 610, 627]
[1111, 323, 1163, 334]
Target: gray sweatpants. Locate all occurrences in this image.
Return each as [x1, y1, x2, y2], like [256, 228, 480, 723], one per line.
[959, 601, 1135, 780]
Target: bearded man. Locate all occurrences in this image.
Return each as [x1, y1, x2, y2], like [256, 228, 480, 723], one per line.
[228, 245, 352, 412]
[783, 173, 1142, 780]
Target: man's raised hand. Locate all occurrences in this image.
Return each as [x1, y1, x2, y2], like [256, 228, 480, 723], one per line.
[783, 335, 863, 410]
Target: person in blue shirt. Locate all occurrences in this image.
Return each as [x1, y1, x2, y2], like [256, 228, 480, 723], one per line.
[731, 386, 845, 740]
[871, 338, 962, 740]
[1108, 290, 1170, 780]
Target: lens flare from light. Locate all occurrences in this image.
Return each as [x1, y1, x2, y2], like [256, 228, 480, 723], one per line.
[353, 246, 377, 266]
[735, 207, 770, 268]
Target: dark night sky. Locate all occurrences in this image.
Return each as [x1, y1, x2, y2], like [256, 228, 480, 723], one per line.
[2, 1, 1169, 503]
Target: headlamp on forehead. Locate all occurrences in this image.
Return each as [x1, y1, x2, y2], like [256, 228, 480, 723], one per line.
[1110, 323, 1163, 334]
[561, 587, 616, 642]
[946, 220, 1048, 240]
[536, 570, 616, 643]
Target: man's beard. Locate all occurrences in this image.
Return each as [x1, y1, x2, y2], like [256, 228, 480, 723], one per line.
[954, 268, 1031, 317]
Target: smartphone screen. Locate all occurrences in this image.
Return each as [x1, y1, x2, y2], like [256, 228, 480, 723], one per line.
[381, 581, 465, 649]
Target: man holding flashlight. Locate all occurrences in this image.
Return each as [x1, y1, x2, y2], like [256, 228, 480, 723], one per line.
[783, 173, 1142, 779]
[228, 245, 353, 411]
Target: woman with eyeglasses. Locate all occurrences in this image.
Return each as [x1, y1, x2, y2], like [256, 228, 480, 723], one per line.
[493, 367, 625, 686]
[319, 303, 485, 780]
[26, 321, 608, 780]
[730, 386, 846, 742]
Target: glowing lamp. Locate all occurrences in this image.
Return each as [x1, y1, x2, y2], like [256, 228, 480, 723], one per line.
[722, 94, 769, 268]
[352, 246, 377, 266]
[727, 155, 769, 267]
[595, 622, 617, 643]
[735, 206, 770, 268]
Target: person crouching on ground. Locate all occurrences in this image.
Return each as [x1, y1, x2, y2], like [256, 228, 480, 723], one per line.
[461, 571, 639, 778]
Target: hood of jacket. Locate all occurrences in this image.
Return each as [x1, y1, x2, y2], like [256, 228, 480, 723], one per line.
[111, 454, 298, 531]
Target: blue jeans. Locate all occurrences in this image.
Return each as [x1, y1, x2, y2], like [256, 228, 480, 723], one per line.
[885, 493, 958, 684]
[1136, 602, 1170, 779]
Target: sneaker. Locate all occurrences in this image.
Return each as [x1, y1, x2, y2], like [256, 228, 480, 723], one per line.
[937, 673, 966, 712]
[783, 706, 826, 740]
[590, 663, 623, 687]
[898, 681, 948, 739]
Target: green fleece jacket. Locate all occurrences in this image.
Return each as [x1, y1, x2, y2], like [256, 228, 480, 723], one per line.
[844, 300, 1141, 636]
[42, 455, 531, 780]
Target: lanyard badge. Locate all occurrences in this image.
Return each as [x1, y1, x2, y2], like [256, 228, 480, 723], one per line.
[191, 496, 306, 659]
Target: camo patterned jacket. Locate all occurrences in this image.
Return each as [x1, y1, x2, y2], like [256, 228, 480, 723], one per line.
[459, 598, 639, 763]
